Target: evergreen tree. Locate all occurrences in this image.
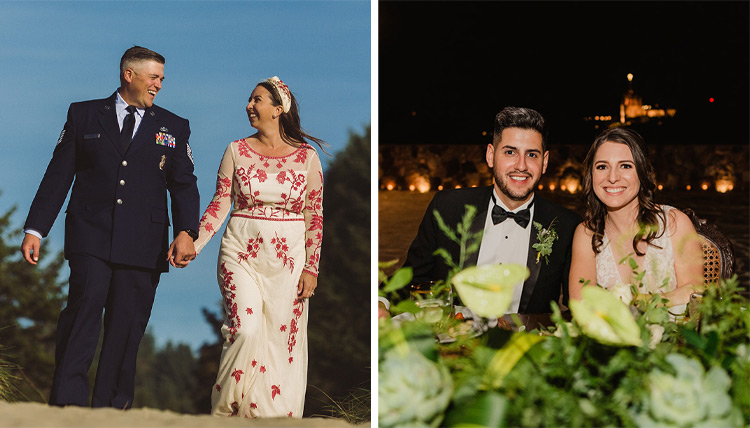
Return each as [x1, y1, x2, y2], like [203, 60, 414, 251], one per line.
[191, 306, 224, 413]
[133, 329, 199, 413]
[0, 203, 66, 402]
[306, 126, 371, 417]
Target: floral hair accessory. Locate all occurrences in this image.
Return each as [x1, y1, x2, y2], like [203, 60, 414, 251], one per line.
[261, 76, 291, 113]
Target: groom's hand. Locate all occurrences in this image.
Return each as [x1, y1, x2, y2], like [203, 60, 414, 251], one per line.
[167, 231, 196, 268]
[21, 233, 41, 265]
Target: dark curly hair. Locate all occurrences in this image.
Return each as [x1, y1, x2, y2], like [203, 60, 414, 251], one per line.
[581, 127, 665, 255]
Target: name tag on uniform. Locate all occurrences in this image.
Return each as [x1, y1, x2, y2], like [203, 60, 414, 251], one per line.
[84, 133, 101, 139]
[155, 132, 176, 148]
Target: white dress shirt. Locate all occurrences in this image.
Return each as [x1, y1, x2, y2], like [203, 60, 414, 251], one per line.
[476, 189, 535, 313]
[115, 91, 145, 136]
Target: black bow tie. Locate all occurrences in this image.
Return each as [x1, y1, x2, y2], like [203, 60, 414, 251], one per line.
[491, 195, 534, 228]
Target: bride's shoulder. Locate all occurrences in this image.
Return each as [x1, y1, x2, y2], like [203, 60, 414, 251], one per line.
[574, 222, 595, 237]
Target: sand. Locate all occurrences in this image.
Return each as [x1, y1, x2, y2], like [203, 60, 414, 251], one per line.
[0, 402, 367, 427]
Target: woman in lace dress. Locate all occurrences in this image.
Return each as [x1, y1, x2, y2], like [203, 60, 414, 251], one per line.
[194, 77, 326, 418]
[568, 127, 703, 310]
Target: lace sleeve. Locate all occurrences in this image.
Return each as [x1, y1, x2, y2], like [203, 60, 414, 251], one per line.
[195, 143, 234, 254]
[302, 149, 323, 277]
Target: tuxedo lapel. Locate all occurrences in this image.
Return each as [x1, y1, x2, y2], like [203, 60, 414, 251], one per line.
[97, 95, 122, 156]
[465, 187, 492, 267]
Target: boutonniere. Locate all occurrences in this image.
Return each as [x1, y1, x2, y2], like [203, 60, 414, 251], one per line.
[532, 218, 558, 264]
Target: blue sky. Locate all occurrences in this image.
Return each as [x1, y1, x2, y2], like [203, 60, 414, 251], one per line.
[0, 1, 371, 351]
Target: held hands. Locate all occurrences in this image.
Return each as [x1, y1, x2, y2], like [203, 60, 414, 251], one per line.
[166, 231, 197, 268]
[21, 233, 41, 265]
[297, 271, 317, 300]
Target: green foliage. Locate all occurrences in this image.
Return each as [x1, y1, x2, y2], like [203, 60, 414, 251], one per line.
[379, 203, 750, 427]
[133, 329, 198, 413]
[379, 205, 482, 317]
[0, 203, 66, 402]
[432, 204, 482, 289]
[0, 340, 20, 401]
[307, 125, 371, 418]
[190, 306, 224, 413]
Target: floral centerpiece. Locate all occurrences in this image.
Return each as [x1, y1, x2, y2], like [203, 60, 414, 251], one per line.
[378, 208, 749, 427]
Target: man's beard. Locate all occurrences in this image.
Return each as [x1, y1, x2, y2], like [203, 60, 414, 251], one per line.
[494, 172, 541, 201]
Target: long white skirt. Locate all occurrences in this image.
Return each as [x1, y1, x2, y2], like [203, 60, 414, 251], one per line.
[210, 215, 308, 418]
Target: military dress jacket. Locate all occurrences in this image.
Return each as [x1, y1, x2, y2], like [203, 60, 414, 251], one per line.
[24, 92, 200, 272]
[403, 185, 581, 313]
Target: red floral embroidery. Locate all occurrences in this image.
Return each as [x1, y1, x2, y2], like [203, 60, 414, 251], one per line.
[238, 140, 252, 158]
[250, 403, 257, 409]
[260, 365, 266, 373]
[271, 385, 281, 400]
[231, 368, 243, 384]
[294, 147, 308, 164]
[200, 176, 231, 234]
[219, 262, 241, 344]
[246, 307, 253, 315]
[231, 402, 239, 416]
[288, 412, 293, 417]
[276, 169, 306, 191]
[238, 232, 263, 262]
[288, 357, 293, 364]
[252, 359, 257, 367]
[280, 324, 287, 332]
[287, 299, 304, 358]
[271, 232, 295, 273]
[215, 384, 221, 392]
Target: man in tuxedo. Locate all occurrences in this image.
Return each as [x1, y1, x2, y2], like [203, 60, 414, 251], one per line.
[20, 46, 200, 408]
[385, 106, 580, 315]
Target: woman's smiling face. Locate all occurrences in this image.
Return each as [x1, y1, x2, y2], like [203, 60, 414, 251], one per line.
[592, 141, 640, 211]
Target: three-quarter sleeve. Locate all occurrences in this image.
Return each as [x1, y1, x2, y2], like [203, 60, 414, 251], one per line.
[195, 143, 235, 254]
[302, 149, 323, 276]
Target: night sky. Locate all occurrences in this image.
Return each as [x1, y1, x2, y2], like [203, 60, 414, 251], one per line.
[379, 1, 749, 146]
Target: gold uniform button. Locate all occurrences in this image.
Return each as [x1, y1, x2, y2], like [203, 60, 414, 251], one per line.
[119, 180, 125, 186]
[122, 160, 128, 166]
[116, 199, 123, 205]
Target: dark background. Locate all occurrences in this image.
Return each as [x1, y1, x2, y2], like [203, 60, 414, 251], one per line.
[379, 1, 749, 146]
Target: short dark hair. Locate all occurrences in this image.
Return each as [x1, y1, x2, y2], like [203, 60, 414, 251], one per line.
[120, 46, 165, 75]
[492, 106, 547, 151]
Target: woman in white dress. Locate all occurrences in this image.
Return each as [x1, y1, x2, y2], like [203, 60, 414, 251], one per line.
[569, 127, 704, 310]
[194, 76, 326, 418]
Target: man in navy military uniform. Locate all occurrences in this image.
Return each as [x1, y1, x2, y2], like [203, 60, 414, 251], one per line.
[21, 46, 200, 408]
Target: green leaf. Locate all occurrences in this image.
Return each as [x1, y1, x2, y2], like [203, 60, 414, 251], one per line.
[628, 257, 638, 270]
[434, 210, 459, 244]
[444, 391, 508, 427]
[704, 330, 719, 357]
[680, 326, 707, 350]
[434, 248, 457, 269]
[382, 267, 413, 292]
[484, 332, 545, 389]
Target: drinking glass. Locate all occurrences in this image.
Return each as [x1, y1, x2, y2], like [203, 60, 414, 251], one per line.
[409, 281, 453, 323]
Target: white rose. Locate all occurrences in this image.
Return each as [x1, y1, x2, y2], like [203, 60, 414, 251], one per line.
[610, 282, 633, 305]
[647, 324, 665, 349]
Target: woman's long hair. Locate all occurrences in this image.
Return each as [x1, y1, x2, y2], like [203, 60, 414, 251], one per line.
[257, 81, 330, 155]
[581, 127, 665, 256]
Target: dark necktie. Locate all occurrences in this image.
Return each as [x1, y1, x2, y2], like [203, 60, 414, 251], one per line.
[491, 194, 534, 228]
[121, 105, 137, 151]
